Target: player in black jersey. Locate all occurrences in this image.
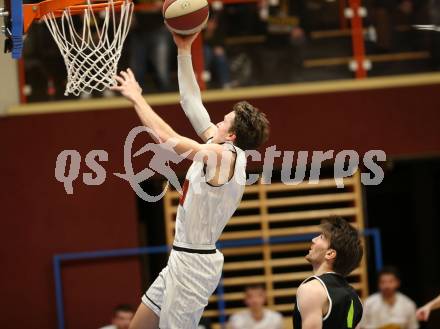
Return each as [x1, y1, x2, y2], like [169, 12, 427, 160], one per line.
[292, 217, 364, 329]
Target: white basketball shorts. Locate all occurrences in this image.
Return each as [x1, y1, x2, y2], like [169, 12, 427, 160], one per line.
[142, 247, 224, 329]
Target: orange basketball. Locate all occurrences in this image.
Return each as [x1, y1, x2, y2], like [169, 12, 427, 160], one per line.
[163, 0, 209, 35]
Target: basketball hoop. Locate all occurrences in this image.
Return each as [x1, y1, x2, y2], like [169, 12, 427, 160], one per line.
[22, 0, 134, 96]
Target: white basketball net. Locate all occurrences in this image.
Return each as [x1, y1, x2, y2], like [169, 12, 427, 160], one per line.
[43, 0, 134, 96]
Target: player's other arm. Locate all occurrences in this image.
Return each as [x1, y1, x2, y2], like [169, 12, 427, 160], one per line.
[296, 280, 328, 329]
[172, 32, 218, 142]
[112, 69, 225, 162]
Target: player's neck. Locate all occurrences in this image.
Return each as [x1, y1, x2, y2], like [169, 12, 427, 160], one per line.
[312, 262, 333, 276]
[212, 135, 234, 145]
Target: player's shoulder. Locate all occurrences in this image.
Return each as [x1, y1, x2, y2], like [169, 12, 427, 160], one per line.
[220, 142, 245, 166]
[297, 278, 327, 302]
[299, 277, 326, 292]
[296, 278, 328, 315]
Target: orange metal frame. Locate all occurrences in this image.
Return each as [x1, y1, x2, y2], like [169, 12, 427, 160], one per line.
[348, 0, 367, 78]
[22, 0, 129, 33]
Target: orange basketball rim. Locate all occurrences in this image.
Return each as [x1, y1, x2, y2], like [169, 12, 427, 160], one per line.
[23, 0, 130, 33]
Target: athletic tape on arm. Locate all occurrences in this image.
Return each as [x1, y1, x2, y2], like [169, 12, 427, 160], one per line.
[177, 55, 213, 136]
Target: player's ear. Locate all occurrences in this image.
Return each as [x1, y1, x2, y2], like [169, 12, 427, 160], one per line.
[325, 248, 337, 261]
[227, 132, 236, 142]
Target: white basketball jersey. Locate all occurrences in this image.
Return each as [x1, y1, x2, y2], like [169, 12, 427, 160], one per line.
[173, 142, 246, 249]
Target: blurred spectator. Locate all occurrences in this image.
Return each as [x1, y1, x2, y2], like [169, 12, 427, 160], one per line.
[370, 0, 401, 51]
[416, 294, 440, 322]
[427, 0, 440, 69]
[369, 0, 429, 52]
[203, 12, 232, 89]
[99, 304, 134, 329]
[222, 3, 262, 37]
[361, 266, 418, 329]
[23, 21, 68, 101]
[255, 0, 308, 84]
[227, 284, 283, 329]
[129, 0, 173, 92]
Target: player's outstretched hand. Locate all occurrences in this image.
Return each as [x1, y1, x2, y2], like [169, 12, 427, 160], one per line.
[416, 305, 431, 321]
[170, 31, 200, 51]
[111, 68, 143, 103]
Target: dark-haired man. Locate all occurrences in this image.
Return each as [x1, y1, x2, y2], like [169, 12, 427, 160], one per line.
[292, 217, 364, 329]
[361, 267, 418, 329]
[112, 31, 269, 329]
[99, 304, 134, 329]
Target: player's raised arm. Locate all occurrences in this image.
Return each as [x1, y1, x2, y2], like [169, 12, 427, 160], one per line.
[172, 32, 218, 142]
[111, 68, 225, 163]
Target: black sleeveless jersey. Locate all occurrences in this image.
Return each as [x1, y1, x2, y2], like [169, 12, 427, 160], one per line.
[292, 273, 363, 329]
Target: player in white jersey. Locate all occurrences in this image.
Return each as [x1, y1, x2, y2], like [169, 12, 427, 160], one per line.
[111, 31, 269, 329]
